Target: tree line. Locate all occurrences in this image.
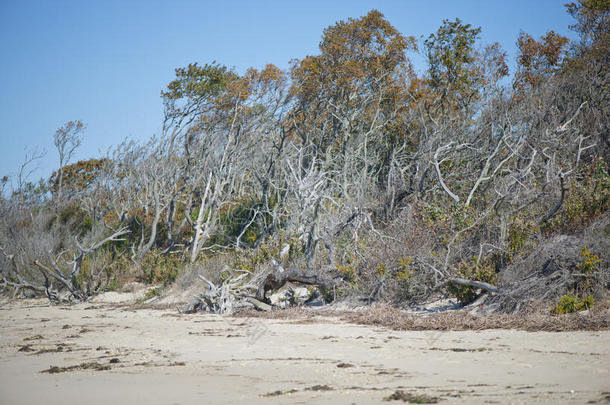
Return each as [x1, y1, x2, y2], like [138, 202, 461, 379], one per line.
[1, 2, 608, 308]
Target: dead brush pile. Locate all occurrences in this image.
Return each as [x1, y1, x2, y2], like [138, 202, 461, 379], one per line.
[340, 302, 610, 332]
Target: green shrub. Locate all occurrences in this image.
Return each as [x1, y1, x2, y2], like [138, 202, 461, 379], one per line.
[395, 257, 413, 282]
[550, 247, 601, 314]
[577, 246, 601, 274]
[545, 158, 610, 233]
[448, 259, 497, 305]
[47, 204, 92, 236]
[144, 287, 162, 300]
[336, 263, 356, 283]
[231, 232, 302, 273]
[508, 217, 538, 255]
[573, 246, 602, 297]
[140, 251, 184, 285]
[551, 294, 594, 314]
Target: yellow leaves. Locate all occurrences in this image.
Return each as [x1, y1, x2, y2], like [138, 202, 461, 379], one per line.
[551, 294, 594, 314]
[577, 246, 601, 274]
[396, 257, 412, 281]
[336, 263, 356, 281]
[376, 263, 386, 277]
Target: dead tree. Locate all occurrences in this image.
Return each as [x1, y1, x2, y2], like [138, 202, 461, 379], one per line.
[53, 120, 85, 202]
[30, 227, 129, 302]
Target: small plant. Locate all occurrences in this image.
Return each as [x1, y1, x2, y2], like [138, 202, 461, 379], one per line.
[376, 263, 387, 277]
[576, 246, 601, 274]
[395, 257, 413, 282]
[448, 258, 497, 305]
[318, 286, 335, 303]
[143, 287, 162, 300]
[140, 251, 183, 285]
[336, 263, 356, 282]
[550, 247, 601, 314]
[573, 246, 602, 298]
[508, 217, 537, 255]
[573, 246, 602, 305]
[551, 294, 594, 314]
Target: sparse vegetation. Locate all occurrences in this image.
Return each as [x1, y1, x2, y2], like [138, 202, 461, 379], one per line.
[384, 390, 439, 403]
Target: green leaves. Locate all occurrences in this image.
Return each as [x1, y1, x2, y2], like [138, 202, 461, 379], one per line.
[162, 62, 234, 101]
[425, 18, 481, 91]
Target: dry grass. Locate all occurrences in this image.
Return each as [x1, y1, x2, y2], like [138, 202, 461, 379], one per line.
[41, 362, 111, 373]
[234, 306, 316, 320]
[340, 303, 610, 332]
[234, 301, 610, 331]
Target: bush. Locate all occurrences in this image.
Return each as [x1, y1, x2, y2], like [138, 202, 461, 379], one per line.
[231, 232, 302, 273]
[545, 158, 610, 233]
[448, 259, 497, 305]
[140, 251, 184, 285]
[572, 246, 604, 299]
[550, 248, 601, 315]
[46, 204, 92, 236]
[508, 217, 538, 256]
[577, 246, 601, 274]
[551, 294, 594, 314]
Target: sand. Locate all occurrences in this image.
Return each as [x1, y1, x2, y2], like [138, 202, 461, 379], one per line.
[0, 298, 608, 404]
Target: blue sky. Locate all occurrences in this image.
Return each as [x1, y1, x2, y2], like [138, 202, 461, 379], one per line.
[0, 0, 575, 187]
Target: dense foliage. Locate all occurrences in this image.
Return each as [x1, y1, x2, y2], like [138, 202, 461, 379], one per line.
[1, 2, 608, 309]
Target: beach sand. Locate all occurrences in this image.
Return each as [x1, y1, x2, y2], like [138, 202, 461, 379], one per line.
[0, 298, 608, 404]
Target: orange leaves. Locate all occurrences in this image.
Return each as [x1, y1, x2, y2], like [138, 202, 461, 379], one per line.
[540, 31, 570, 65]
[291, 10, 416, 103]
[49, 158, 110, 193]
[243, 64, 286, 97]
[516, 30, 569, 88]
[517, 31, 569, 70]
[318, 9, 415, 67]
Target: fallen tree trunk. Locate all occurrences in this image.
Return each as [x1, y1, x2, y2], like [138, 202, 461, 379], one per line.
[254, 259, 342, 301]
[448, 277, 502, 294]
[422, 260, 504, 296]
[245, 297, 272, 311]
[182, 258, 343, 314]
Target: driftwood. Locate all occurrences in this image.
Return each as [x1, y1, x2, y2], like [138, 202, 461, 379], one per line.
[183, 272, 258, 314]
[183, 258, 343, 314]
[245, 297, 272, 311]
[254, 259, 342, 301]
[448, 277, 501, 294]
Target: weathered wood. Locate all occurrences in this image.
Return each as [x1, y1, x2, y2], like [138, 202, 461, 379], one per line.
[449, 277, 502, 294]
[245, 297, 272, 311]
[255, 260, 341, 301]
[184, 258, 343, 314]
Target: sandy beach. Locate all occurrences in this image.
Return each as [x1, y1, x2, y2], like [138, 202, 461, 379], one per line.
[0, 299, 608, 404]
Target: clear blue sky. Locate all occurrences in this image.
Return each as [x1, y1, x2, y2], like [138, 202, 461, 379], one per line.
[0, 0, 574, 187]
